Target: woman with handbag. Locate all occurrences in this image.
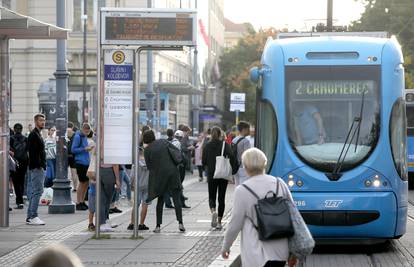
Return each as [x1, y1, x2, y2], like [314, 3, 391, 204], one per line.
[221, 148, 297, 267]
[202, 126, 237, 230]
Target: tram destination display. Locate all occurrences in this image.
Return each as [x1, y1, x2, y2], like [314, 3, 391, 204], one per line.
[101, 9, 196, 46]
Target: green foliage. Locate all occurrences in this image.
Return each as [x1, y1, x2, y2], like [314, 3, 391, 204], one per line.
[219, 28, 277, 126]
[351, 0, 414, 88]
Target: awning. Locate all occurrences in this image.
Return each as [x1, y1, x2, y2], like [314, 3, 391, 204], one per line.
[139, 82, 203, 95]
[0, 6, 69, 39]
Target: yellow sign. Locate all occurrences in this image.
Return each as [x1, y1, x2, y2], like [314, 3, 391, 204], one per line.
[112, 51, 125, 64]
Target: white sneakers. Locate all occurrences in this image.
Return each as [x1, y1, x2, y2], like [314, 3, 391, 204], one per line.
[26, 217, 45, 225]
[100, 224, 114, 232]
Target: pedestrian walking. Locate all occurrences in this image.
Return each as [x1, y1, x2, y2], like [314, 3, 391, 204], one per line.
[71, 123, 92, 211]
[232, 121, 252, 186]
[127, 148, 151, 231]
[143, 129, 186, 233]
[119, 165, 132, 203]
[202, 126, 237, 230]
[174, 130, 191, 208]
[10, 123, 28, 209]
[221, 148, 295, 267]
[26, 114, 47, 225]
[194, 134, 205, 182]
[86, 131, 96, 231]
[44, 126, 57, 188]
[67, 122, 79, 192]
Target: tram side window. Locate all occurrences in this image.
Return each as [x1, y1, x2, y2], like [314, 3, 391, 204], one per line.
[259, 100, 277, 173]
[390, 98, 408, 181]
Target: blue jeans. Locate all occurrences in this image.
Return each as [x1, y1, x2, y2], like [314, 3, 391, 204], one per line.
[120, 169, 131, 200]
[45, 159, 56, 187]
[27, 168, 45, 219]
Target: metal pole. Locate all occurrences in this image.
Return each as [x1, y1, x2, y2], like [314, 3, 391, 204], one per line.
[235, 110, 240, 125]
[95, 9, 102, 239]
[133, 49, 142, 238]
[146, 0, 154, 128]
[49, 0, 75, 214]
[192, 47, 199, 135]
[0, 38, 10, 227]
[82, 0, 88, 122]
[156, 72, 161, 133]
[327, 0, 333, 32]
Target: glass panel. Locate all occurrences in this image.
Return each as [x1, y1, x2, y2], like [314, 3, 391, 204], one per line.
[73, 0, 82, 32]
[286, 66, 380, 172]
[258, 101, 277, 173]
[407, 105, 414, 128]
[390, 99, 408, 181]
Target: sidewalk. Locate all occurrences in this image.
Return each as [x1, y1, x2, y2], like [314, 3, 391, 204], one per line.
[0, 174, 240, 267]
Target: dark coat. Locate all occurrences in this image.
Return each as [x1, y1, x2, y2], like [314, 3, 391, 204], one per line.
[27, 128, 46, 170]
[202, 139, 237, 180]
[144, 139, 182, 201]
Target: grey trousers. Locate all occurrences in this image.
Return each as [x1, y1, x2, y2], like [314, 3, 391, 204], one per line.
[99, 167, 115, 225]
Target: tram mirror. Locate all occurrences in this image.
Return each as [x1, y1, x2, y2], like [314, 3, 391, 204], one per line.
[250, 67, 260, 83]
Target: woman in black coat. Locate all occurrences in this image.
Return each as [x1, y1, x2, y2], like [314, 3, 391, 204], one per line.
[143, 130, 185, 233]
[202, 126, 237, 230]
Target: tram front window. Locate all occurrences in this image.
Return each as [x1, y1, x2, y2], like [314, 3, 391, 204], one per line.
[286, 66, 380, 172]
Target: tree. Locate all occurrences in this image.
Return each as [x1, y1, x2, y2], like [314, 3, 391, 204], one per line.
[219, 28, 278, 127]
[351, 0, 414, 87]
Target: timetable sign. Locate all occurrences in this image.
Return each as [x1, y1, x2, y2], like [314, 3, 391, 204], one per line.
[101, 8, 197, 46]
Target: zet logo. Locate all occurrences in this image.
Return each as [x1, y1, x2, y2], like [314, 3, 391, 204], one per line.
[112, 51, 125, 64]
[324, 200, 343, 208]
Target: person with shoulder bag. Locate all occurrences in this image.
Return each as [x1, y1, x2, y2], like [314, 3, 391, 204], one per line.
[202, 126, 237, 230]
[222, 148, 314, 267]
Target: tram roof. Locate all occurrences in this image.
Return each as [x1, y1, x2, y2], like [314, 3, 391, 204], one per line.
[274, 36, 391, 50]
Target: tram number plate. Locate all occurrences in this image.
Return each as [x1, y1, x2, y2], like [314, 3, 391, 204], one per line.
[294, 200, 306, 207]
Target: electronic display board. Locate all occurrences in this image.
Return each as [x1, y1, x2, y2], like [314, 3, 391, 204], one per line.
[101, 9, 196, 46]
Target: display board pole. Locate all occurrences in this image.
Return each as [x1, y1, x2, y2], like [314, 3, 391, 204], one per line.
[133, 48, 141, 239]
[235, 110, 240, 125]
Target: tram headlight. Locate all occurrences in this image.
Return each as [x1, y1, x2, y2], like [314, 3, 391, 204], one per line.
[296, 180, 304, 187]
[372, 179, 381, 187]
[365, 180, 372, 187]
[288, 180, 295, 187]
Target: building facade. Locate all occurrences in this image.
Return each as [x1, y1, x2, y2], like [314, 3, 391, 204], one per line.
[8, 0, 195, 132]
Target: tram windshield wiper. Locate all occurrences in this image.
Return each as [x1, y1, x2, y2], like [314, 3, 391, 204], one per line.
[328, 90, 366, 181]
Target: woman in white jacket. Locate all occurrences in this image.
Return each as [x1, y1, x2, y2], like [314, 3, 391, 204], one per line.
[222, 148, 295, 267]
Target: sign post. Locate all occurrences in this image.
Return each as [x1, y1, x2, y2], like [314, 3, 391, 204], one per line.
[97, 8, 196, 239]
[230, 93, 246, 125]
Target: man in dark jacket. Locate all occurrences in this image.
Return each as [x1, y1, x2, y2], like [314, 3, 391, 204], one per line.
[10, 123, 28, 209]
[71, 123, 92, 211]
[143, 130, 185, 233]
[26, 114, 46, 225]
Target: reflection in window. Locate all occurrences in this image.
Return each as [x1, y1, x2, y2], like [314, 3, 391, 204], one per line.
[286, 66, 381, 173]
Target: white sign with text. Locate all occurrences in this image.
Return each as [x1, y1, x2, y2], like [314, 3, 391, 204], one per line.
[103, 49, 133, 164]
[230, 93, 246, 112]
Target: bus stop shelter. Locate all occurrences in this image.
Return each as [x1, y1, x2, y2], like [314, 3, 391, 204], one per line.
[0, 6, 69, 227]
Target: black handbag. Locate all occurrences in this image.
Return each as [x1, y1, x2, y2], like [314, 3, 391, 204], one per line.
[242, 179, 294, 241]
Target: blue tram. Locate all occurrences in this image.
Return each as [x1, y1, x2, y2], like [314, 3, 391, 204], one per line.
[406, 89, 414, 189]
[250, 35, 408, 242]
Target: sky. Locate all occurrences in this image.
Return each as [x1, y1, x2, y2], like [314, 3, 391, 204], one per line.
[224, 0, 366, 31]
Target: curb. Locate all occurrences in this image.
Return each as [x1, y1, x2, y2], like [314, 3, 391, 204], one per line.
[208, 237, 241, 267]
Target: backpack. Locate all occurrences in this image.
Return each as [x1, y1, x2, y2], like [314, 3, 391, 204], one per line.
[242, 180, 294, 241]
[11, 135, 27, 162]
[231, 137, 245, 175]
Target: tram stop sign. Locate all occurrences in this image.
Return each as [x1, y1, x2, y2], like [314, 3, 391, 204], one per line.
[100, 8, 197, 47]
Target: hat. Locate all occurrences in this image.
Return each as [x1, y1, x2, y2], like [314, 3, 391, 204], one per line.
[174, 130, 184, 138]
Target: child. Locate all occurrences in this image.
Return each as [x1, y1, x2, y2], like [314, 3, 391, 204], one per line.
[127, 148, 151, 230]
[87, 133, 96, 231]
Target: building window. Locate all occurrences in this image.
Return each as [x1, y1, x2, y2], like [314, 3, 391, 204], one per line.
[73, 0, 106, 32]
[1, 0, 10, 8]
